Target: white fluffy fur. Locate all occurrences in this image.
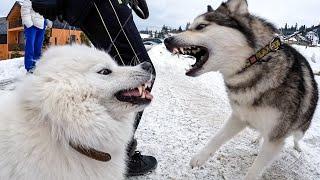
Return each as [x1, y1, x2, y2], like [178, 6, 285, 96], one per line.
[0, 45, 151, 180]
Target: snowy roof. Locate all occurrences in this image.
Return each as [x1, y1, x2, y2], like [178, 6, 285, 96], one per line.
[289, 37, 297, 42]
[0, 17, 7, 35]
[307, 31, 317, 35]
[298, 34, 308, 41]
[140, 33, 151, 39]
[52, 20, 80, 30]
[307, 31, 319, 38]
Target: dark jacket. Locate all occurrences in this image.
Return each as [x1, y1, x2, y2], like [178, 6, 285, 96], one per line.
[31, 0, 149, 26]
[31, 0, 93, 26]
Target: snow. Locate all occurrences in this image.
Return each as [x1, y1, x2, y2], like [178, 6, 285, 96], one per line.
[0, 58, 25, 82]
[140, 33, 151, 39]
[289, 37, 297, 42]
[131, 45, 320, 180]
[0, 45, 320, 180]
[293, 45, 320, 73]
[0, 58, 25, 92]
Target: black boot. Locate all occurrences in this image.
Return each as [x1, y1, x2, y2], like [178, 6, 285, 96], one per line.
[126, 139, 157, 176]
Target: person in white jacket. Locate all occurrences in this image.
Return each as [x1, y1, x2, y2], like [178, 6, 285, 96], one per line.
[21, 0, 52, 72]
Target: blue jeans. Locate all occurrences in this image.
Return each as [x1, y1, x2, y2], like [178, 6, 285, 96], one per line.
[24, 26, 45, 72]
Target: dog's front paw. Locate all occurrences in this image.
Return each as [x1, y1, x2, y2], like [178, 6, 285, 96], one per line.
[190, 152, 210, 168]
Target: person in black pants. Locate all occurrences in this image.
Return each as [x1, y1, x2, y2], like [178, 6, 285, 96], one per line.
[30, 0, 157, 176]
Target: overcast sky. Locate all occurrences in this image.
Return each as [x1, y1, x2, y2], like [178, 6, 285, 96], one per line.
[1, 0, 319, 30]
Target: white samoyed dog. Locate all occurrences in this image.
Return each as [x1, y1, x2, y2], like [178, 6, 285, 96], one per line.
[0, 45, 153, 180]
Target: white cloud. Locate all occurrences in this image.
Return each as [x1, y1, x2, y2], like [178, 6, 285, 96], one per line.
[135, 0, 320, 30]
[0, 0, 17, 17]
[1, 0, 319, 30]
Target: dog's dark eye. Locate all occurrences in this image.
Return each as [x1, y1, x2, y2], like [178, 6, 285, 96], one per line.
[195, 24, 208, 30]
[97, 69, 112, 75]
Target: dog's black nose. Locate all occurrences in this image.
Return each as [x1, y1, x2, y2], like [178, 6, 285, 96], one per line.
[140, 62, 152, 72]
[164, 37, 174, 46]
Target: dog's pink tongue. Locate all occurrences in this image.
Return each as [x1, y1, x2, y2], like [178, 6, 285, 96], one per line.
[123, 89, 140, 97]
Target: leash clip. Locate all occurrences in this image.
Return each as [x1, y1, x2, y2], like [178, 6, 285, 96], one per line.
[269, 37, 282, 52]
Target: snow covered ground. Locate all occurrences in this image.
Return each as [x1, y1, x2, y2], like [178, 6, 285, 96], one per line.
[0, 45, 320, 180]
[293, 45, 320, 73]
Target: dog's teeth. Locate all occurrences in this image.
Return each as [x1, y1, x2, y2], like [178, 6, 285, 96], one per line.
[180, 48, 185, 54]
[141, 91, 146, 98]
[173, 48, 179, 54]
[138, 86, 143, 95]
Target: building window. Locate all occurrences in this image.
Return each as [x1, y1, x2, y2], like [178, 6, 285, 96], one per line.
[55, 37, 57, 45]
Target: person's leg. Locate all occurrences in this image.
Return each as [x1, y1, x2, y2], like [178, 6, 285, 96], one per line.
[33, 27, 46, 63]
[24, 26, 37, 72]
[79, 0, 157, 176]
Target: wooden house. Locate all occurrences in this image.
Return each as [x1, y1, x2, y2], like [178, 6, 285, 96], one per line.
[0, 1, 84, 60]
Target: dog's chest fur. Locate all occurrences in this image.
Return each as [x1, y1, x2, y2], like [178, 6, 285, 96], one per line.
[0, 98, 135, 180]
[232, 104, 280, 135]
[225, 67, 282, 135]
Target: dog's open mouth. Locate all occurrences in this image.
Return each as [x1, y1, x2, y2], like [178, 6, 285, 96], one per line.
[115, 82, 153, 105]
[168, 46, 209, 76]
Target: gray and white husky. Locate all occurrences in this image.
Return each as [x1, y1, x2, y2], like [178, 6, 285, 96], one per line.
[165, 0, 318, 179]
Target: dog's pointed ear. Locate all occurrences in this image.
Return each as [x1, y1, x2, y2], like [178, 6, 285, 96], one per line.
[225, 0, 248, 15]
[207, 5, 214, 12]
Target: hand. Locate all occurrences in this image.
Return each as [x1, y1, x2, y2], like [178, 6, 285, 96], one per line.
[128, 0, 149, 19]
[46, 20, 53, 29]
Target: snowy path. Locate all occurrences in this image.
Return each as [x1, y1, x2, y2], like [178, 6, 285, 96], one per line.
[0, 46, 319, 180]
[0, 58, 25, 91]
[130, 45, 320, 180]
[0, 78, 18, 90]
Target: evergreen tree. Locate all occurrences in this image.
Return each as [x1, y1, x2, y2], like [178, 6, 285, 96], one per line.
[43, 29, 51, 48]
[80, 32, 91, 47]
[284, 23, 288, 31]
[185, 22, 191, 30]
[298, 25, 306, 32]
[161, 25, 169, 34]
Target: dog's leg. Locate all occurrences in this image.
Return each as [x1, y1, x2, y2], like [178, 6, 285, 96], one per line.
[190, 114, 246, 168]
[244, 139, 284, 180]
[293, 131, 304, 152]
